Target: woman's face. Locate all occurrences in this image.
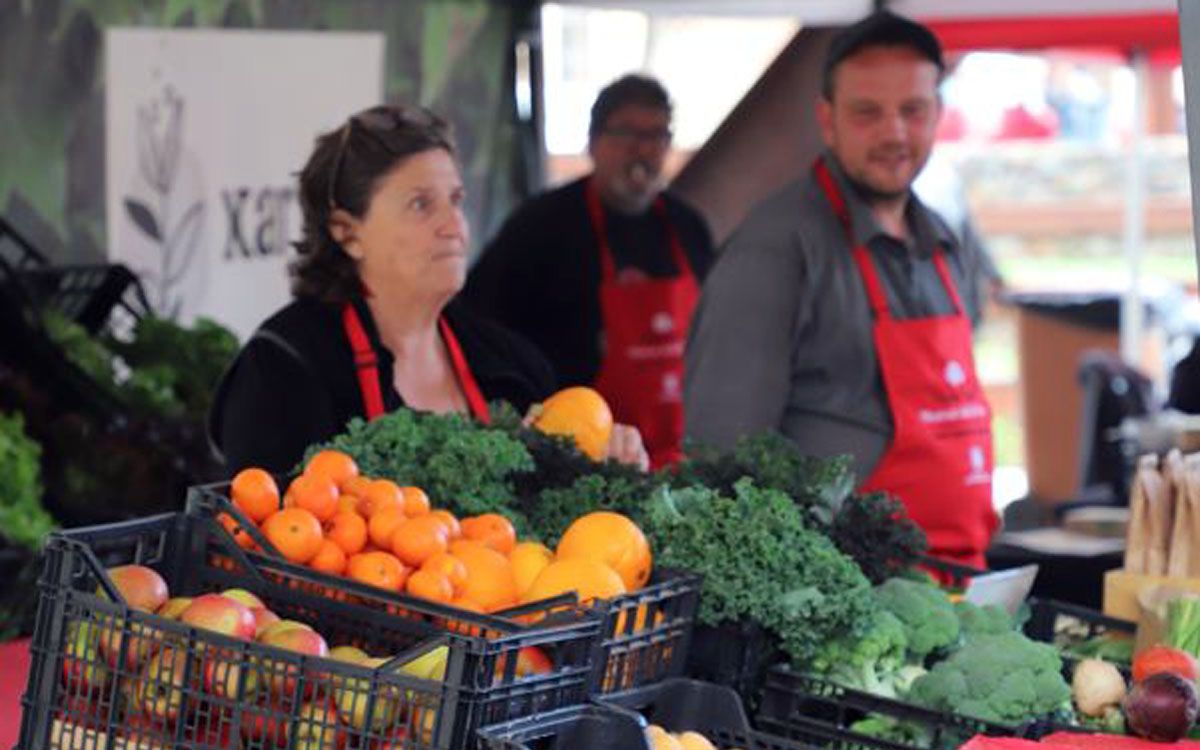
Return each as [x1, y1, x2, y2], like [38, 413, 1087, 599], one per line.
[338, 148, 469, 303]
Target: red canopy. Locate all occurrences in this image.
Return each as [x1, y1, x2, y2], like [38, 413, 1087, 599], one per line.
[926, 12, 1180, 64]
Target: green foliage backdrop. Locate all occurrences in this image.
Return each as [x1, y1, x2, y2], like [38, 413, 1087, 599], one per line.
[0, 0, 525, 263]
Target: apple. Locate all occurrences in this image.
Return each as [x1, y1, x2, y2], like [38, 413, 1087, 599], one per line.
[136, 647, 192, 723]
[252, 608, 281, 638]
[292, 701, 343, 750]
[515, 646, 552, 677]
[332, 657, 399, 732]
[106, 565, 169, 612]
[203, 650, 261, 700]
[97, 619, 156, 673]
[61, 621, 107, 694]
[260, 626, 328, 698]
[410, 707, 437, 746]
[221, 588, 266, 610]
[328, 645, 369, 665]
[180, 594, 256, 640]
[240, 701, 289, 748]
[369, 726, 409, 750]
[156, 597, 193, 621]
[256, 619, 313, 643]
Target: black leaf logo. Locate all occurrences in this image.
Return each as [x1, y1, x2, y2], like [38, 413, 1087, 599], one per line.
[124, 198, 161, 241]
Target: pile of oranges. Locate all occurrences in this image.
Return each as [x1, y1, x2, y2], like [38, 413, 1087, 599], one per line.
[219, 449, 654, 618]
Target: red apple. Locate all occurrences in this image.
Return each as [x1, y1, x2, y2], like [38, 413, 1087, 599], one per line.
[221, 588, 266, 610]
[369, 726, 409, 750]
[136, 647, 192, 723]
[105, 565, 169, 612]
[256, 619, 313, 643]
[156, 597, 193, 621]
[260, 627, 328, 699]
[239, 700, 289, 748]
[515, 646, 552, 677]
[333, 657, 399, 732]
[252, 608, 281, 638]
[203, 649, 261, 700]
[180, 594, 256, 640]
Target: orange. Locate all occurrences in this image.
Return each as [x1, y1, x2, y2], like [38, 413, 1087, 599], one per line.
[421, 553, 468, 595]
[304, 449, 359, 486]
[262, 508, 324, 564]
[446, 597, 484, 635]
[400, 486, 431, 517]
[531, 387, 613, 461]
[368, 508, 407, 550]
[359, 479, 405, 519]
[460, 513, 516, 555]
[339, 475, 374, 499]
[390, 515, 449, 568]
[509, 542, 554, 596]
[405, 569, 454, 603]
[325, 511, 368, 555]
[337, 495, 361, 514]
[556, 512, 652, 590]
[449, 539, 486, 556]
[346, 551, 407, 592]
[520, 558, 626, 606]
[285, 474, 339, 522]
[231, 468, 279, 522]
[455, 545, 517, 613]
[218, 512, 256, 550]
[428, 510, 461, 540]
[310, 539, 347, 575]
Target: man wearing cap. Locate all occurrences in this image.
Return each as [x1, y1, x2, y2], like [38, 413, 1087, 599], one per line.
[467, 74, 714, 468]
[685, 11, 997, 567]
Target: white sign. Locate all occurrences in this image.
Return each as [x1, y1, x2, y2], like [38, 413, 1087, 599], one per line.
[105, 28, 385, 340]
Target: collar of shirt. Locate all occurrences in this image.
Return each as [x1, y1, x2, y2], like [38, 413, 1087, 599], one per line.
[821, 151, 957, 261]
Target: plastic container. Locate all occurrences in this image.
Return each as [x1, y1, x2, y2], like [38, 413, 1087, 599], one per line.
[685, 619, 779, 706]
[15, 510, 604, 750]
[478, 678, 823, 750]
[188, 482, 702, 699]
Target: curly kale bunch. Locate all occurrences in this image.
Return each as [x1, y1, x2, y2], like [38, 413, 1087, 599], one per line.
[309, 408, 533, 528]
[829, 491, 927, 585]
[644, 479, 873, 664]
[0, 411, 55, 550]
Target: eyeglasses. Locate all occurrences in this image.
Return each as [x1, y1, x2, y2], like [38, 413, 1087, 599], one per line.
[326, 106, 439, 211]
[601, 126, 672, 147]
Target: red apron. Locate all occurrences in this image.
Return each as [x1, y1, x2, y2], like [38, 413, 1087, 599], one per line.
[585, 181, 700, 468]
[341, 303, 490, 424]
[815, 159, 998, 569]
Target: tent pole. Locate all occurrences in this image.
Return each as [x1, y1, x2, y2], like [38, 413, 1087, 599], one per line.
[1121, 49, 1148, 366]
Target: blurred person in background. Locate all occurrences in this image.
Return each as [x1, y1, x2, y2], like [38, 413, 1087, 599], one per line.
[465, 74, 715, 468]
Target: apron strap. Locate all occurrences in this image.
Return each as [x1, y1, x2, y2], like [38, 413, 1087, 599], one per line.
[342, 302, 387, 421]
[931, 251, 966, 316]
[439, 316, 491, 425]
[585, 178, 693, 283]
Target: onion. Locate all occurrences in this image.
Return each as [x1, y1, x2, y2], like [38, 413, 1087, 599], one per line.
[1123, 671, 1199, 742]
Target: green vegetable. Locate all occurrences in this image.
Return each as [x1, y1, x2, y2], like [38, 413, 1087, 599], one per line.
[1167, 596, 1200, 659]
[908, 631, 1072, 725]
[0, 411, 55, 550]
[849, 716, 936, 748]
[643, 479, 873, 664]
[1067, 634, 1135, 665]
[309, 409, 534, 529]
[875, 577, 962, 661]
[955, 600, 1014, 640]
[829, 491, 928, 585]
[811, 608, 911, 698]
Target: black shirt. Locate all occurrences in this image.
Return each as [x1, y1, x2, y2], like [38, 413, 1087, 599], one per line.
[464, 176, 715, 387]
[208, 295, 555, 475]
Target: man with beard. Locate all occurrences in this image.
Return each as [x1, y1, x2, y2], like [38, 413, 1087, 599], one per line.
[466, 74, 714, 468]
[685, 12, 997, 568]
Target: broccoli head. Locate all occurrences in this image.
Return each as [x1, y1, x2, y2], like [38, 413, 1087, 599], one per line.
[811, 609, 909, 698]
[875, 577, 961, 660]
[955, 600, 1014, 640]
[907, 632, 1071, 726]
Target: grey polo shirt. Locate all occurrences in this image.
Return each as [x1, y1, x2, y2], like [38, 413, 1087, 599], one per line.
[684, 154, 985, 483]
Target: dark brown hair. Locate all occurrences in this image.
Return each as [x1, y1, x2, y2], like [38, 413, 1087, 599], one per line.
[290, 104, 455, 303]
[588, 74, 672, 139]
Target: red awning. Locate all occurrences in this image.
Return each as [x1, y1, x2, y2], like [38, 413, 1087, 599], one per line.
[926, 13, 1180, 64]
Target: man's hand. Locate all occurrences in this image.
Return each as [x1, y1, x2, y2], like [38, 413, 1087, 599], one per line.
[606, 423, 649, 472]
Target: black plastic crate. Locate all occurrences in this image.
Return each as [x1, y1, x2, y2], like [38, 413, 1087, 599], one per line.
[685, 619, 779, 706]
[757, 666, 1019, 750]
[478, 678, 822, 750]
[188, 481, 702, 699]
[16, 511, 605, 750]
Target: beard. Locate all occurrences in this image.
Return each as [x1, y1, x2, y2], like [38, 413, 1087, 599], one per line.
[846, 173, 909, 205]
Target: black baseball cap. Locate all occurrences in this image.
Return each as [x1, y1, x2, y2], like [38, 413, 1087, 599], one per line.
[822, 11, 945, 98]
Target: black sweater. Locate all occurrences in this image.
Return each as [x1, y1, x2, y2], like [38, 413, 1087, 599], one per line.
[208, 295, 555, 475]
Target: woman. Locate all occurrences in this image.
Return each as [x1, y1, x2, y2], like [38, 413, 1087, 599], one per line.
[210, 104, 647, 474]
